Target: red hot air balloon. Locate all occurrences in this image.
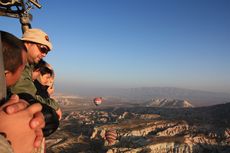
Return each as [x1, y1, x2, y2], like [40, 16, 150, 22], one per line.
[93, 97, 103, 106]
[105, 129, 117, 145]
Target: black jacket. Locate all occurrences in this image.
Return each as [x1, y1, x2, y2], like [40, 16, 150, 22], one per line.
[34, 79, 50, 98]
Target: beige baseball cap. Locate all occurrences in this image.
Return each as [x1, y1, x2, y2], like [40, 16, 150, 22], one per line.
[22, 28, 52, 50]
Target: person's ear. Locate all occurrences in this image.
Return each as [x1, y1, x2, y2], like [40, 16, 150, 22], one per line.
[24, 42, 32, 51]
[4, 70, 10, 76]
[24, 42, 30, 48]
[4, 70, 12, 81]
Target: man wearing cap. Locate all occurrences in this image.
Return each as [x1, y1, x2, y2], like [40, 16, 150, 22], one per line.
[10, 28, 61, 117]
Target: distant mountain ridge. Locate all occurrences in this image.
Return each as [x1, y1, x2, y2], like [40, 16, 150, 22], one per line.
[145, 98, 194, 108]
[105, 87, 230, 106]
[56, 87, 230, 107]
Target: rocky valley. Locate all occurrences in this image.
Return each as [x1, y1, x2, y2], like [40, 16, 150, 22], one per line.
[46, 96, 230, 153]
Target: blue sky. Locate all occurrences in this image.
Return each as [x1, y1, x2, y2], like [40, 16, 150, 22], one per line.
[1, 0, 230, 93]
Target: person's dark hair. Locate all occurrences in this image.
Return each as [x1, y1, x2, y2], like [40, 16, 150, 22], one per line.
[34, 59, 47, 71]
[1, 31, 27, 73]
[40, 67, 53, 76]
[34, 59, 53, 76]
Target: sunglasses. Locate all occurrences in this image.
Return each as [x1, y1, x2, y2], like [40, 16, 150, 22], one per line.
[36, 44, 49, 54]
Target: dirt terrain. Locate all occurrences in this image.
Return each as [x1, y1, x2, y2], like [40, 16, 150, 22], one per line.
[46, 96, 230, 153]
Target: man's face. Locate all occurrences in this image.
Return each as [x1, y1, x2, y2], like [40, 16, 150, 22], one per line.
[25, 42, 49, 64]
[5, 50, 27, 87]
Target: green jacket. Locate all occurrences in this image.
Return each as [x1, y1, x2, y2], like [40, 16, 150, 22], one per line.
[10, 63, 60, 110]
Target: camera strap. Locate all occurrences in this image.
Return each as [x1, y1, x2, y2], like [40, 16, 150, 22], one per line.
[0, 32, 7, 103]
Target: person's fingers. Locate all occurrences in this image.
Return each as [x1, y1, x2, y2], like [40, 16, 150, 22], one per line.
[33, 129, 44, 148]
[9, 94, 19, 101]
[5, 100, 28, 114]
[2, 94, 28, 114]
[30, 112, 45, 129]
[56, 108, 62, 120]
[1, 94, 19, 108]
[26, 103, 42, 116]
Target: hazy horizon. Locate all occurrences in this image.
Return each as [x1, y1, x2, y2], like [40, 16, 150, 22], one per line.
[55, 84, 230, 96]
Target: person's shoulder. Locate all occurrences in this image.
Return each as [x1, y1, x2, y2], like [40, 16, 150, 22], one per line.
[17, 63, 33, 81]
[34, 79, 40, 86]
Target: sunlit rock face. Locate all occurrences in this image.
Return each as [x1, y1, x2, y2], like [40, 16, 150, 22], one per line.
[46, 98, 230, 153]
[145, 98, 194, 108]
[91, 118, 229, 153]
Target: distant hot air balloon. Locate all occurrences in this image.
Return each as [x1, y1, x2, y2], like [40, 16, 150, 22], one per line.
[93, 97, 103, 106]
[105, 129, 117, 145]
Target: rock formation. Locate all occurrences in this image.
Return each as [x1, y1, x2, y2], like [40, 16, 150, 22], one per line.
[145, 98, 194, 108]
[46, 100, 230, 153]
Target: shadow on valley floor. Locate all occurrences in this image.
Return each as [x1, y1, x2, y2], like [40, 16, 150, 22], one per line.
[191, 144, 230, 153]
[46, 102, 230, 153]
[105, 102, 230, 127]
[47, 141, 230, 153]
